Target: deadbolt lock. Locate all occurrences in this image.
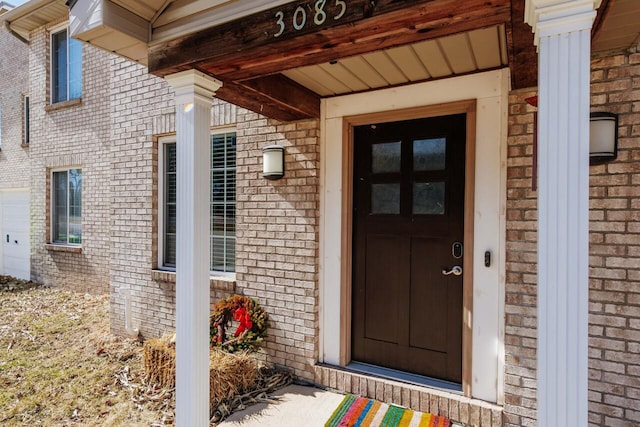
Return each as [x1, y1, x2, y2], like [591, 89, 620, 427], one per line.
[452, 242, 463, 259]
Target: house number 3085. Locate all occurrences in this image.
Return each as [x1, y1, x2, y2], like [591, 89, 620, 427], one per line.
[274, 0, 347, 37]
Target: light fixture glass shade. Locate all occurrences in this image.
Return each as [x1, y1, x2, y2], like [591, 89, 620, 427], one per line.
[590, 112, 618, 165]
[263, 145, 285, 179]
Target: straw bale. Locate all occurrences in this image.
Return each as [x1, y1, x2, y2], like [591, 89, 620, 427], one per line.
[143, 336, 176, 388]
[143, 334, 264, 407]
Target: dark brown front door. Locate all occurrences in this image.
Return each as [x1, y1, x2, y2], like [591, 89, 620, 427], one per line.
[352, 114, 466, 384]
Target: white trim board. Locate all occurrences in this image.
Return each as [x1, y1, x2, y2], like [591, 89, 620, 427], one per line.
[318, 69, 509, 404]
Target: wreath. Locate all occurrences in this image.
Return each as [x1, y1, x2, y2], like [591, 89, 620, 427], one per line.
[210, 295, 268, 352]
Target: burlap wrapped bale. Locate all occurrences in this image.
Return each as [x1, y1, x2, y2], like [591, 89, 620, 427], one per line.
[143, 334, 264, 407]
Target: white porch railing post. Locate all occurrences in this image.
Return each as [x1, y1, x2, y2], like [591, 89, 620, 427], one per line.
[165, 70, 222, 427]
[526, 1, 600, 426]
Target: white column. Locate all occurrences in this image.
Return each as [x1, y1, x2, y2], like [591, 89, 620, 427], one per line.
[526, 1, 599, 426]
[165, 70, 222, 427]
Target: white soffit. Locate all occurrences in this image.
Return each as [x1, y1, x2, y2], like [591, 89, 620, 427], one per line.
[2, 0, 67, 40]
[283, 25, 509, 97]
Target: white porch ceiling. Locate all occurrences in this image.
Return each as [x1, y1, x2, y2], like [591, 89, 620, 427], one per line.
[283, 26, 509, 97]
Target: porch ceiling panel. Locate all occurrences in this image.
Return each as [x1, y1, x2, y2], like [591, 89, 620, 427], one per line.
[281, 26, 508, 97]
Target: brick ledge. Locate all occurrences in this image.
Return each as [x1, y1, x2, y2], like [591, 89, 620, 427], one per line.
[45, 98, 82, 112]
[314, 364, 502, 427]
[44, 243, 82, 253]
[151, 269, 236, 292]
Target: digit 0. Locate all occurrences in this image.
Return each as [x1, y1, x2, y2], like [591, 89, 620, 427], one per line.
[293, 5, 307, 30]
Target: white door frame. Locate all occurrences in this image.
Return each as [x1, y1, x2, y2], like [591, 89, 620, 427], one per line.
[318, 69, 509, 403]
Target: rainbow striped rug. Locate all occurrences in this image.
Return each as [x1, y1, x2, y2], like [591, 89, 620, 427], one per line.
[325, 394, 450, 427]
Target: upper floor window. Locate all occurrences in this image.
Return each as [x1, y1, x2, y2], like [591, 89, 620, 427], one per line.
[51, 28, 82, 103]
[160, 131, 236, 273]
[52, 168, 82, 244]
[23, 95, 29, 145]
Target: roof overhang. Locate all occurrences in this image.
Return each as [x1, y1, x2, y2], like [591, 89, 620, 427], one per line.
[1, 0, 67, 41]
[16, 0, 637, 121]
[0, 2, 14, 16]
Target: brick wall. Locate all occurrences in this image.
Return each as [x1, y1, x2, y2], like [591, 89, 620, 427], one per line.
[28, 22, 111, 294]
[504, 88, 539, 427]
[0, 25, 29, 189]
[234, 115, 320, 381]
[588, 51, 640, 427]
[107, 58, 239, 337]
[105, 56, 321, 382]
[504, 51, 640, 426]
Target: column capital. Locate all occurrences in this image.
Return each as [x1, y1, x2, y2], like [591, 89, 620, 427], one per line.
[525, 0, 601, 46]
[165, 69, 222, 104]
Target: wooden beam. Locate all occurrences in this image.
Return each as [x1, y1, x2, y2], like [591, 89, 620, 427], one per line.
[507, 0, 538, 90]
[149, 0, 510, 80]
[214, 79, 318, 122]
[239, 74, 320, 118]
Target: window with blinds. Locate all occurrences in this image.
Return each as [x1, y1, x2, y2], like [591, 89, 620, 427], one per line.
[163, 132, 236, 273]
[51, 27, 82, 103]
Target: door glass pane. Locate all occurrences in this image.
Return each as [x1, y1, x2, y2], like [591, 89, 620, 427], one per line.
[413, 138, 446, 171]
[371, 183, 400, 214]
[372, 141, 401, 173]
[413, 182, 445, 215]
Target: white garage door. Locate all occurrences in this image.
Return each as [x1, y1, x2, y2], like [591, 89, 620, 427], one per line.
[1, 191, 30, 280]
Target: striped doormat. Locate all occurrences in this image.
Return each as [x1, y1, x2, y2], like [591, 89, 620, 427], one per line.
[325, 394, 450, 427]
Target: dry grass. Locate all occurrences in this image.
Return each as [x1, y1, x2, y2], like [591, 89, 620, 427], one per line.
[0, 283, 164, 426]
[0, 279, 293, 426]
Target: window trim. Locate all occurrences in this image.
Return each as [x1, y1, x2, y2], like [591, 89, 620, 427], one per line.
[49, 166, 82, 246]
[157, 128, 236, 278]
[49, 24, 82, 105]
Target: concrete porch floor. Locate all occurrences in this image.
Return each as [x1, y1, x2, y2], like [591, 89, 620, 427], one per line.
[217, 384, 466, 427]
[217, 384, 345, 427]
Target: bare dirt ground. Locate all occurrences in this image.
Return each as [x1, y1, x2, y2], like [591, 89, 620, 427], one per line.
[0, 279, 174, 426]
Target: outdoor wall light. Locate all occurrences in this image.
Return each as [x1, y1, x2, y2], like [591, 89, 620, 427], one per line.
[590, 112, 618, 165]
[263, 145, 285, 180]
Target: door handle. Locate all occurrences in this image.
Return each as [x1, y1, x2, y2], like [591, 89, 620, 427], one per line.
[442, 266, 462, 276]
